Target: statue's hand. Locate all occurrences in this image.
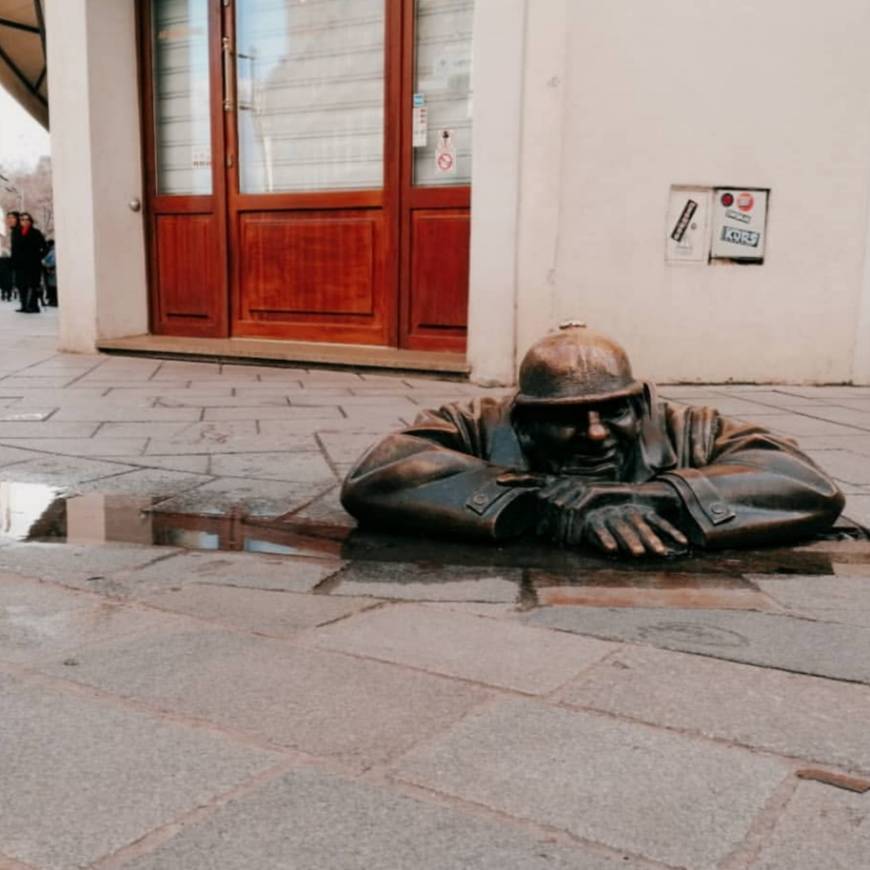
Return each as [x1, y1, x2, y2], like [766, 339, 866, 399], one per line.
[581, 503, 688, 557]
[537, 478, 689, 557]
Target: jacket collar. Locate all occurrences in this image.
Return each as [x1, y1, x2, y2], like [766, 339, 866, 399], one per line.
[628, 381, 677, 480]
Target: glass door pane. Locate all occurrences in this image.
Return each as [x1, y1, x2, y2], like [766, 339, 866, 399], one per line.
[153, 0, 212, 195]
[236, 0, 386, 194]
[412, 0, 473, 186]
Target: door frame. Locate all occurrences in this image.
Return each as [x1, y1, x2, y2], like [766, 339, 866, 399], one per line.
[138, 0, 471, 351]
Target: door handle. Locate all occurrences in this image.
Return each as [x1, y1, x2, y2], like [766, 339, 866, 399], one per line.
[222, 37, 234, 111]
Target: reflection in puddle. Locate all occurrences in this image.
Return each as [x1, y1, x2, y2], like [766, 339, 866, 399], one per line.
[0, 482, 65, 541]
[2, 481, 870, 609]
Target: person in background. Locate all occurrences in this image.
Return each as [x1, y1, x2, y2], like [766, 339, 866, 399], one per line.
[0, 210, 20, 302]
[11, 212, 46, 313]
[42, 239, 57, 307]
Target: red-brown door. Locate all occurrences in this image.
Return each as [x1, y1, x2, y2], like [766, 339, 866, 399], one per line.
[141, 0, 471, 352]
[141, 0, 229, 337]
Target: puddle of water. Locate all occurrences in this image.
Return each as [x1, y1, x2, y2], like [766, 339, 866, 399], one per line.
[2, 481, 869, 609]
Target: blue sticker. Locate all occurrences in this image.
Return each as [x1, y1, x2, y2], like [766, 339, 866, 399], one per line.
[413, 92, 425, 108]
[721, 226, 760, 247]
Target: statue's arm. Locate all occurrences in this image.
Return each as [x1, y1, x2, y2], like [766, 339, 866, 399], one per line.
[658, 415, 844, 548]
[340, 406, 538, 541]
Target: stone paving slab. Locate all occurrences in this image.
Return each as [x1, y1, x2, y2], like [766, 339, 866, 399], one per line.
[720, 389, 851, 406]
[0, 407, 56, 421]
[393, 698, 789, 869]
[751, 574, 870, 628]
[208, 451, 336, 484]
[801, 448, 870, 485]
[308, 603, 616, 693]
[95, 421, 197, 439]
[750, 781, 870, 869]
[0, 444, 44, 467]
[316, 430, 384, 465]
[160, 394, 292, 408]
[0, 577, 214, 667]
[40, 628, 491, 768]
[103, 454, 212, 474]
[0, 421, 98, 438]
[125, 765, 646, 870]
[51, 405, 203, 422]
[0, 543, 171, 589]
[553, 644, 870, 774]
[0, 437, 151, 456]
[151, 476, 331, 517]
[71, 467, 212, 498]
[0, 672, 279, 870]
[141, 584, 377, 637]
[327, 561, 522, 603]
[144, 433, 317, 455]
[795, 433, 870, 454]
[0, 376, 79, 389]
[525, 606, 870, 684]
[122, 550, 344, 594]
[744, 414, 867, 437]
[288, 484, 356, 527]
[687, 396, 793, 416]
[0, 456, 138, 486]
[203, 404, 343, 420]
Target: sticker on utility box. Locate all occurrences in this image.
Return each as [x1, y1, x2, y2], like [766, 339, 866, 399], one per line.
[711, 188, 769, 261]
[666, 186, 711, 263]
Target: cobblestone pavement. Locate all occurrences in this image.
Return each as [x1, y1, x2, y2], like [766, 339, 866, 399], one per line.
[2, 309, 870, 869]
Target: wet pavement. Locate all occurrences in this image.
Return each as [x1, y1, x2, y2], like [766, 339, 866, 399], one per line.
[2, 309, 870, 868]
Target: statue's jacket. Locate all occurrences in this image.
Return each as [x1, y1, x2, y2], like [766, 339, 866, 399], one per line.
[341, 387, 845, 548]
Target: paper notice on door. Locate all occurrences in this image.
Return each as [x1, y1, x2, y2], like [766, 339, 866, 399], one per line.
[435, 129, 457, 175]
[412, 94, 428, 148]
[192, 149, 212, 169]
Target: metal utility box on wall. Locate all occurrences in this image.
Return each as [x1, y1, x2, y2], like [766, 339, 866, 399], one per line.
[710, 188, 769, 262]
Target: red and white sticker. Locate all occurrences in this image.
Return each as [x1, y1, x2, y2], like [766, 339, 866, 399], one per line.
[435, 129, 457, 176]
[736, 191, 754, 212]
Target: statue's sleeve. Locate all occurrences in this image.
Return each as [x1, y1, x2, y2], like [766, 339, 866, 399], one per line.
[658, 406, 844, 547]
[340, 399, 538, 540]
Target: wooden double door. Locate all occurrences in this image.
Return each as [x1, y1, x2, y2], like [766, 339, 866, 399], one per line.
[141, 0, 472, 351]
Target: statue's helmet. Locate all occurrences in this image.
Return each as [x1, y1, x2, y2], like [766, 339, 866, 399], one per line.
[515, 322, 643, 406]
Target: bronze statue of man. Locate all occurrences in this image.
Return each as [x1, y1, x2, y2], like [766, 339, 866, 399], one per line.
[341, 324, 844, 557]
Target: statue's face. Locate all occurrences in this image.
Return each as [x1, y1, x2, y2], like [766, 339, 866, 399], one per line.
[516, 397, 642, 481]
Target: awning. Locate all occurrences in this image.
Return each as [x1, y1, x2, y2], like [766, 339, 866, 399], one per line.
[0, 0, 47, 129]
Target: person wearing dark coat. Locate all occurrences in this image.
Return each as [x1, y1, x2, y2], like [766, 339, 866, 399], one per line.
[10, 212, 46, 313]
[341, 325, 844, 558]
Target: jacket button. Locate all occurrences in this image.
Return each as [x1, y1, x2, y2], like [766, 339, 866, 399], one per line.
[709, 502, 727, 515]
[473, 494, 488, 505]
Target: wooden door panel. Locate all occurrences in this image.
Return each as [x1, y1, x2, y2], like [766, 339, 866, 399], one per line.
[238, 211, 380, 319]
[153, 213, 224, 334]
[404, 208, 469, 349]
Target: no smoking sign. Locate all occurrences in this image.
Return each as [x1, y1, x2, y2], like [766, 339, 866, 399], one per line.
[435, 129, 457, 176]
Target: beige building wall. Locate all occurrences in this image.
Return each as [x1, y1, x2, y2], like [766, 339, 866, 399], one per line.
[43, 0, 870, 384]
[479, 0, 870, 384]
[45, 0, 148, 353]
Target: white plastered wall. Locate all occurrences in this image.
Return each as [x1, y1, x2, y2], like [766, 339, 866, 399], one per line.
[45, 0, 148, 353]
[466, 0, 527, 385]
[472, 0, 870, 384]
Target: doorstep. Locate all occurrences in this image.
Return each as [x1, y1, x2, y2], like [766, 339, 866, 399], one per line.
[96, 334, 470, 376]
